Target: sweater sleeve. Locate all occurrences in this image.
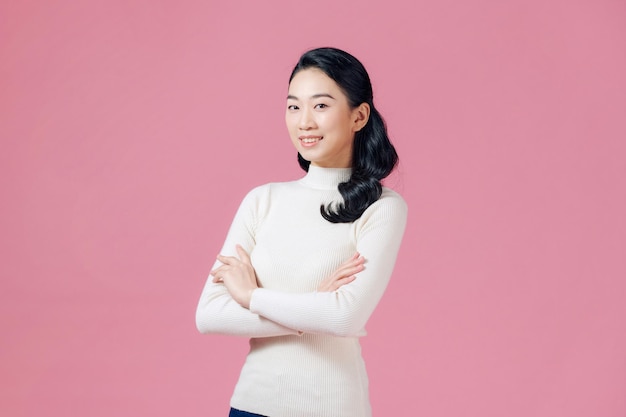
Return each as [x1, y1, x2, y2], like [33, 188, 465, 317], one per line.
[248, 192, 408, 337]
[195, 186, 300, 337]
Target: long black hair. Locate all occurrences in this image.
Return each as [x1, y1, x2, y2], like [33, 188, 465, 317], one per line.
[289, 47, 398, 223]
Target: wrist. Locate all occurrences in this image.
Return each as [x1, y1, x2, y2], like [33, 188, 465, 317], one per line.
[243, 287, 256, 309]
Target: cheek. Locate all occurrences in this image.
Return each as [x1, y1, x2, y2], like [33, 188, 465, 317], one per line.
[285, 116, 298, 141]
[328, 110, 350, 128]
[285, 114, 296, 133]
[316, 113, 332, 130]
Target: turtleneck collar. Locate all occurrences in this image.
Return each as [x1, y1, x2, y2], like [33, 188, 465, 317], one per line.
[299, 165, 352, 190]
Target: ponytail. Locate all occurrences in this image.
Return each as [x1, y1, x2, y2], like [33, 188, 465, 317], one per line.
[321, 106, 397, 223]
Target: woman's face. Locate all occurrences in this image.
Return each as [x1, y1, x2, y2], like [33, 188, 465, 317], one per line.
[286, 68, 368, 168]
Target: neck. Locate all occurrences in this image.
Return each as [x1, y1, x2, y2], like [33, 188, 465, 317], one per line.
[299, 165, 352, 190]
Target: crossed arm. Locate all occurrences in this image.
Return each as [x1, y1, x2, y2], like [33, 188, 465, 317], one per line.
[195, 248, 365, 337]
[211, 246, 364, 309]
[195, 186, 407, 338]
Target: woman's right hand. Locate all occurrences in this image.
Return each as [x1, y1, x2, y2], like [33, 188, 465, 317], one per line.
[317, 253, 365, 292]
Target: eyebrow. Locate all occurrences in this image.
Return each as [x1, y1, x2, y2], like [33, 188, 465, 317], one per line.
[286, 93, 336, 100]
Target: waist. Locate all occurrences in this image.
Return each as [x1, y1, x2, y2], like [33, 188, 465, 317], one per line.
[231, 334, 370, 416]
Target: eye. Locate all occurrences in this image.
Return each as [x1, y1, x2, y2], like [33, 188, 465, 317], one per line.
[314, 103, 328, 110]
[287, 104, 299, 111]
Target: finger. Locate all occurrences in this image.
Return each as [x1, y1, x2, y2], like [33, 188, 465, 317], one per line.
[338, 253, 360, 266]
[235, 244, 251, 264]
[319, 273, 357, 292]
[217, 254, 239, 265]
[343, 252, 359, 263]
[327, 275, 357, 291]
[348, 252, 362, 262]
[210, 264, 230, 276]
[339, 255, 364, 270]
[334, 261, 358, 276]
[333, 262, 364, 279]
[346, 260, 365, 273]
[334, 275, 357, 289]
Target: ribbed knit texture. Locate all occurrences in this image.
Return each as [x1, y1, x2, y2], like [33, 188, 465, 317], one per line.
[196, 166, 407, 417]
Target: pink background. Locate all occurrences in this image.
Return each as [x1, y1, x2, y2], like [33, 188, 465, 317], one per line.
[2, 1, 625, 416]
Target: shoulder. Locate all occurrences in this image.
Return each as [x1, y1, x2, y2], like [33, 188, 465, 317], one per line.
[379, 187, 408, 212]
[243, 183, 272, 199]
[242, 178, 301, 200]
[353, 187, 408, 235]
[238, 179, 302, 211]
[365, 187, 408, 219]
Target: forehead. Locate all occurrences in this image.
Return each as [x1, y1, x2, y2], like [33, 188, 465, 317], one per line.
[287, 68, 345, 98]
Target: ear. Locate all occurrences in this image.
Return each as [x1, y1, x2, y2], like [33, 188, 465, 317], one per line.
[352, 102, 370, 133]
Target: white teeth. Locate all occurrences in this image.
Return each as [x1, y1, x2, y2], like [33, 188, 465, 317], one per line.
[302, 138, 320, 143]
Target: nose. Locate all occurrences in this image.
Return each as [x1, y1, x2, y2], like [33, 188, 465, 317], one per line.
[298, 107, 316, 130]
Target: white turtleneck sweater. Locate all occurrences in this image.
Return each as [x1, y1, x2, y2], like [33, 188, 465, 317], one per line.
[196, 166, 407, 417]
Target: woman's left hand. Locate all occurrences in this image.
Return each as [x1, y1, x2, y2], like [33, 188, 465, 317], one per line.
[211, 244, 258, 309]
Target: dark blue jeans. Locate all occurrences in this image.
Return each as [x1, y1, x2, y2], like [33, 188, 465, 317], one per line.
[229, 408, 267, 417]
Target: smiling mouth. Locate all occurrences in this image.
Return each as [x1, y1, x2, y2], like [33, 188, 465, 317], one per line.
[300, 136, 322, 145]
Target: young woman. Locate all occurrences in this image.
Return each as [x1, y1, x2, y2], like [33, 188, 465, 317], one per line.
[196, 47, 407, 417]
